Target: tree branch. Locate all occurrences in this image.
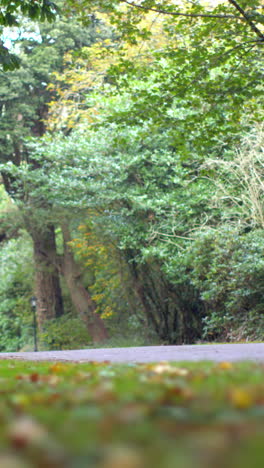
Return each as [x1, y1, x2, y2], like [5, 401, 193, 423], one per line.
[218, 39, 263, 59]
[228, 0, 264, 40]
[121, 0, 245, 21]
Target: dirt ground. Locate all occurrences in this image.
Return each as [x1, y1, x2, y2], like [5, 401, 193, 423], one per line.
[0, 343, 264, 363]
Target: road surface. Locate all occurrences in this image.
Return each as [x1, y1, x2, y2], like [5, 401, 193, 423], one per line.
[0, 343, 264, 363]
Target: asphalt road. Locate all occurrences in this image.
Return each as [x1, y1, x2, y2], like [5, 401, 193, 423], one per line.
[0, 343, 264, 363]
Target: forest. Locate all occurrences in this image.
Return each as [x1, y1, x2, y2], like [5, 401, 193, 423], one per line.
[0, 0, 263, 351]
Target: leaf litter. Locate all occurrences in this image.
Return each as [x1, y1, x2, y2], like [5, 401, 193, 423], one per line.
[0, 360, 263, 467]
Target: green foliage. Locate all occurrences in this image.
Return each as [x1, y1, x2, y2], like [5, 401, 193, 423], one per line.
[0, 1, 58, 26]
[203, 123, 264, 229]
[0, 12, 105, 168]
[185, 227, 264, 341]
[1, 0, 264, 344]
[65, 0, 264, 46]
[0, 43, 21, 71]
[0, 231, 33, 351]
[40, 313, 91, 350]
[176, 124, 264, 342]
[16, 54, 263, 342]
[20, 122, 209, 343]
[0, 186, 24, 241]
[0, 0, 59, 70]
[0, 11, 114, 342]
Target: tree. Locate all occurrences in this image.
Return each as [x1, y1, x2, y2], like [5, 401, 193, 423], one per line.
[0, 0, 58, 24]
[64, 1, 264, 45]
[48, 1, 263, 150]
[68, 213, 146, 341]
[0, 10, 109, 341]
[2, 0, 263, 344]
[16, 122, 208, 344]
[0, 0, 59, 70]
[24, 0, 263, 342]
[185, 124, 264, 341]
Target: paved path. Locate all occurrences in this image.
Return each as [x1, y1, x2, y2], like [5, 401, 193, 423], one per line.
[0, 343, 264, 363]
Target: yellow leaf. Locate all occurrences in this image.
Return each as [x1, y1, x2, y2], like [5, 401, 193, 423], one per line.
[229, 388, 253, 409]
[49, 363, 68, 374]
[152, 363, 189, 376]
[218, 361, 233, 370]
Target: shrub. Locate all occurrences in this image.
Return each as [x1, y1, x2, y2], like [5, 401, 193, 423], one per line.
[40, 314, 92, 350]
[187, 227, 264, 341]
[0, 232, 33, 351]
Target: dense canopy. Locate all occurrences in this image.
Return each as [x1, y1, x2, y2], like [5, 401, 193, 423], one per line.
[0, 0, 263, 349]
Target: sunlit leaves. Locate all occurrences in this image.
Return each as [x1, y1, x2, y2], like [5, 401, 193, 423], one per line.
[46, 11, 170, 132]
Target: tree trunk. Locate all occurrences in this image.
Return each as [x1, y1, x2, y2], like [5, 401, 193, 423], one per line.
[30, 223, 64, 329]
[60, 224, 108, 343]
[125, 249, 204, 344]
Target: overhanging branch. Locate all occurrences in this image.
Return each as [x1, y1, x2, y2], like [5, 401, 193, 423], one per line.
[228, 0, 264, 40]
[121, 0, 245, 21]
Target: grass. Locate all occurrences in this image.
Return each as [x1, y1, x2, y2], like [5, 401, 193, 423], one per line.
[0, 360, 263, 467]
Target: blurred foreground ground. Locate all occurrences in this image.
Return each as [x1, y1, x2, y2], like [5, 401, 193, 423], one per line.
[0, 358, 263, 468]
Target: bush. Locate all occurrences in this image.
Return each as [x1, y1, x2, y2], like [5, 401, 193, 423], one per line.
[0, 232, 33, 351]
[40, 314, 92, 350]
[187, 227, 264, 341]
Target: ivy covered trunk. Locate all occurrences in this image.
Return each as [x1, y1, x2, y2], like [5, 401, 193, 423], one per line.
[60, 224, 108, 343]
[30, 223, 64, 329]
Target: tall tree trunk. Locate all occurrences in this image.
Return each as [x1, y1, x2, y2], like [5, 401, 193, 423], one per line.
[29, 223, 64, 329]
[2, 168, 64, 330]
[60, 224, 108, 343]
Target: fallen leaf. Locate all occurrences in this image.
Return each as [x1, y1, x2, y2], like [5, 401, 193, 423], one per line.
[29, 373, 40, 383]
[162, 385, 194, 403]
[43, 375, 61, 386]
[218, 362, 233, 370]
[229, 388, 253, 409]
[152, 363, 189, 376]
[49, 363, 68, 373]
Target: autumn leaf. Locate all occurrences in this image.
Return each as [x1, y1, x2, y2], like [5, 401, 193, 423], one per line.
[229, 388, 254, 410]
[0, 360, 264, 468]
[49, 363, 68, 374]
[218, 362, 234, 370]
[151, 363, 189, 376]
